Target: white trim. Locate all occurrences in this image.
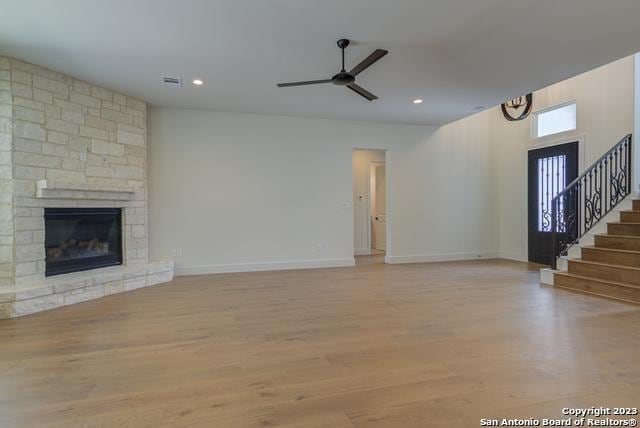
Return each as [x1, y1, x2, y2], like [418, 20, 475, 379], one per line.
[498, 252, 529, 263]
[385, 252, 499, 264]
[368, 160, 385, 253]
[354, 248, 371, 256]
[175, 258, 355, 276]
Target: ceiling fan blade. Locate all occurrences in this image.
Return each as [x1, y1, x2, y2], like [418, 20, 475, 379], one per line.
[277, 79, 332, 88]
[346, 83, 378, 101]
[349, 49, 388, 76]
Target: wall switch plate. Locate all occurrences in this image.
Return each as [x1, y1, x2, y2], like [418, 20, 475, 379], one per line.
[79, 152, 87, 161]
[341, 202, 352, 210]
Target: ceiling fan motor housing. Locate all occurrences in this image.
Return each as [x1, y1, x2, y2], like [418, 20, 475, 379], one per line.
[337, 38, 350, 49]
[332, 72, 355, 86]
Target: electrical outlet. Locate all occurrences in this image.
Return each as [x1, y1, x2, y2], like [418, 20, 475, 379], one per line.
[315, 243, 323, 253]
[170, 249, 178, 257]
[79, 151, 87, 161]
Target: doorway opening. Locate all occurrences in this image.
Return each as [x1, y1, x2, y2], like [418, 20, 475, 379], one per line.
[527, 141, 579, 265]
[352, 149, 387, 265]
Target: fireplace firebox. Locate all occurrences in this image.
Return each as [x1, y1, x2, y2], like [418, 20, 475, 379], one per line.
[44, 208, 123, 277]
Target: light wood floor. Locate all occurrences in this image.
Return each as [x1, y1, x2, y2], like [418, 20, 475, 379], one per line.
[355, 253, 385, 265]
[1, 259, 639, 427]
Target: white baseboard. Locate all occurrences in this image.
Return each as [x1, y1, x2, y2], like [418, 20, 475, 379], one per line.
[498, 252, 529, 263]
[354, 248, 371, 256]
[385, 252, 500, 264]
[175, 258, 356, 276]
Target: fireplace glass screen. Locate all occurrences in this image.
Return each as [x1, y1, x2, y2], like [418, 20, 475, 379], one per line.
[44, 208, 123, 276]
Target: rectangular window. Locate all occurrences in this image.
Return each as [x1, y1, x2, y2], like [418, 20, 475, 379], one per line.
[534, 102, 576, 138]
[537, 155, 567, 232]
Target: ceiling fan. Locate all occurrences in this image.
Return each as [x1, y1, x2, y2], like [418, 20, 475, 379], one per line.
[277, 39, 388, 101]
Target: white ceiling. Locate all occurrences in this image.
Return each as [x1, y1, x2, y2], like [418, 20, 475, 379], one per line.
[2, 0, 640, 125]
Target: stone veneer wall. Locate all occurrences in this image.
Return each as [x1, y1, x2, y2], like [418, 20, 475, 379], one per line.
[0, 58, 15, 287]
[0, 56, 173, 318]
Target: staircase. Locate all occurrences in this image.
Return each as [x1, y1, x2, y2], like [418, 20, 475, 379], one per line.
[554, 198, 640, 304]
[542, 134, 638, 304]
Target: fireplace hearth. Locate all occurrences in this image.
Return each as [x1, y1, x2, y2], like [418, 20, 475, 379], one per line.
[44, 208, 123, 276]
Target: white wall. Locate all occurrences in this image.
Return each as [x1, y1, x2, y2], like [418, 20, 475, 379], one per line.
[635, 53, 640, 191]
[352, 149, 385, 255]
[390, 110, 499, 263]
[148, 56, 634, 274]
[494, 55, 634, 261]
[148, 109, 499, 274]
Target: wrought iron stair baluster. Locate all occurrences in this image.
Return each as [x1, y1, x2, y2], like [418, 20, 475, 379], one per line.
[551, 134, 632, 269]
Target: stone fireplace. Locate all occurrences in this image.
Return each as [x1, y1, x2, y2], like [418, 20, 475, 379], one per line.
[0, 56, 174, 319]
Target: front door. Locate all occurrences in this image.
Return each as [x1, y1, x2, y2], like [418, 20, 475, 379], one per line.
[528, 142, 578, 265]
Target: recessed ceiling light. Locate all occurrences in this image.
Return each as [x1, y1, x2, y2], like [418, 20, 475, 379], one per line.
[192, 79, 204, 86]
[413, 98, 423, 104]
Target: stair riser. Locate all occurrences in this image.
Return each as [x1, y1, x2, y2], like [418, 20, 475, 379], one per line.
[568, 261, 640, 286]
[634, 200, 640, 210]
[620, 211, 640, 222]
[608, 223, 640, 236]
[554, 275, 640, 304]
[581, 248, 640, 268]
[595, 235, 640, 251]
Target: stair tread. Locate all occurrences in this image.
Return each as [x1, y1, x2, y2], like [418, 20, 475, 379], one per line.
[620, 210, 640, 213]
[569, 258, 640, 271]
[582, 245, 640, 255]
[594, 233, 640, 239]
[608, 221, 640, 225]
[555, 271, 640, 290]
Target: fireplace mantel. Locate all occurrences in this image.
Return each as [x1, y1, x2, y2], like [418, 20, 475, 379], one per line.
[36, 180, 136, 201]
